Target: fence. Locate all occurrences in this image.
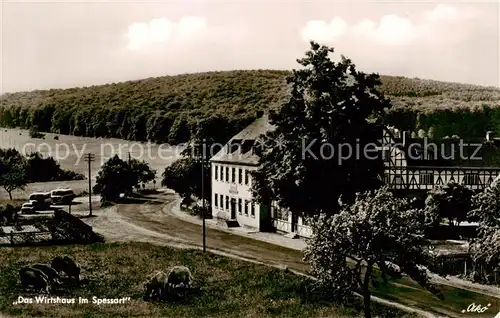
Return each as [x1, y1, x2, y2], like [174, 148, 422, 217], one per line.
[433, 253, 500, 286]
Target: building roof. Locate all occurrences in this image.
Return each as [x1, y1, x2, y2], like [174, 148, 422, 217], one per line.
[390, 134, 500, 168]
[210, 114, 275, 165]
[211, 116, 500, 169]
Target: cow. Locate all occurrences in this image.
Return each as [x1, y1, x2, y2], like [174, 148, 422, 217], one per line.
[144, 271, 168, 301]
[19, 267, 51, 294]
[166, 266, 194, 288]
[31, 264, 61, 285]
[51, 256, 81, 284]
[165, 266, 195, 298]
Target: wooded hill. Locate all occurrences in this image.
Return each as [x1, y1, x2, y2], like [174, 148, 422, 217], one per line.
[1, 70, 500, 144]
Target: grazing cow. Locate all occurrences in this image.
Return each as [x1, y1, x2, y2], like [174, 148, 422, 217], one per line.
[167, 266, 194, 288]
[144, 271, 168, 301]
[19, 267, 50, 293]
[51, 256, 81, 283]
[32, 264, 61, 285]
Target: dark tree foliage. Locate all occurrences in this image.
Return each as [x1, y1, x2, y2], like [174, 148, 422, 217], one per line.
[1, 70, 497, 148]
[128, 158, 156, 184]
[163, 114, 251, 205]
[0, 148, 28, 200]
[469, 183, 500, 284]
[93, 155, 156, 203]
[0, 149, 83, 199]
[25, 152, 85, 182]
[93, 155, 135, 202]
[29, 125, 45, 139]
[161, 157, 210, 205]
[424, 182, 474, 226]
[304, 187, 443, 318]
[252, 42, 391, 217]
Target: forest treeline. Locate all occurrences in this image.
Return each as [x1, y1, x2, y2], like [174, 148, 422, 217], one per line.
[1, 70, 500, 145]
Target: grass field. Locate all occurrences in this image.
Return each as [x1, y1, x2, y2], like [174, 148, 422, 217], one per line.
[0, 242, 412, 318]
[0, 128, 176, 200]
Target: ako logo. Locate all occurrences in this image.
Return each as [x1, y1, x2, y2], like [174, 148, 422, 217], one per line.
[493, 311, 500, 318]
[461, 303, 491, 314]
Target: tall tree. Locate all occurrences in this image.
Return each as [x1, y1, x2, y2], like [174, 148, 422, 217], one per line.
[252, 42, 391, 217]
[93, 155, 135, 202]
[93, 155, 156, 204]
[0, 148, 29, 200]
[161, 157, 210, 205]
[469, 183, 500, 284]
[129, 158, 156, 185]
[304, 187, 443, 318]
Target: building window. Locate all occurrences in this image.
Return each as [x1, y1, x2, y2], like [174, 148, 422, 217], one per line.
[215, 166, 218, 180]
[238, 198, 242, 214]
[382, 148, 391, 162]
[419, 173, 434, 185]
[393, 175, 404, 185]
[244, 170, 249, 185]
[220, 194, 223, 209]
[225, 196, 229, 209]
[251, 202, 255, 217]
[238, 169, 243, 184]
[464, 173, 480, 185]
[232, 168, 236, 183]
[244, 200, 249, 215]
[225, 167, 229, 182]
[384, 173, 391, 183]
[220, 165, 223, 181]
[214, 193, 218, 207]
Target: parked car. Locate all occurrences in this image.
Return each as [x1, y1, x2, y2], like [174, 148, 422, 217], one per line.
[21, 201, 36, 214]
[28, 192, 52, 209]
[50, 189, 75, 205]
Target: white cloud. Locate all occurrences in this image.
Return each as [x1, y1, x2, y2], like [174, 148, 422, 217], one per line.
[354, 15, 415, 45]
[301, 4, 485, 46]
[425, 4, 480, 22]
[126, 16, 208, 50]
[300, 17, 347, 42]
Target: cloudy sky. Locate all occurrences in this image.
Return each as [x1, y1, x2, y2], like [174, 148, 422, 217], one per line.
[0, 0, 498, 93]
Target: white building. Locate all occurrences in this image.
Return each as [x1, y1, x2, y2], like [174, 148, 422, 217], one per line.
[210, 113, 311, 236]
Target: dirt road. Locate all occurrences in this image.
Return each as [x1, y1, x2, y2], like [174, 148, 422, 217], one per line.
[84, 192, 307, 272]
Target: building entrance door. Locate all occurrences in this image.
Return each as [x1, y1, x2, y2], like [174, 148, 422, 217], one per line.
[230, 198, 236, 219]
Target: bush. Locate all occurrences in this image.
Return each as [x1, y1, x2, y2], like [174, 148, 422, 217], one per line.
[57, 169, 85, 181]
[29, 126, 45, 139]
[187, 205, 212, 219]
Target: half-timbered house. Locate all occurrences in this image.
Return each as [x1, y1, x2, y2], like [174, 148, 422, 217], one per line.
[383, 127, 500, 192]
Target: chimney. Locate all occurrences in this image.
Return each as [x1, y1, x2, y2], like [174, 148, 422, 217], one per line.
[256, 110, 264, 118]
[486, 131, 494, 142]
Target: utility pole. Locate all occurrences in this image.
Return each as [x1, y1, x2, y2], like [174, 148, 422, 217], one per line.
[85, 153, 95, 217]
[201, 139, 206, 253]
